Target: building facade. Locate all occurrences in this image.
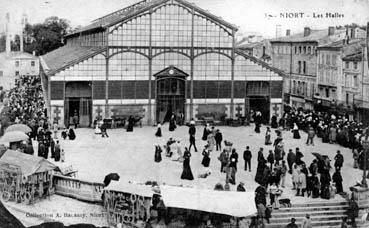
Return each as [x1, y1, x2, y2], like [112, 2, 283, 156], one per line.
[315, 38, 365, 115]
[270, 27, 354, 109]
[342, 46, 369, 124]
[0, 52, 40, 90]
[41, 0, 284, 127]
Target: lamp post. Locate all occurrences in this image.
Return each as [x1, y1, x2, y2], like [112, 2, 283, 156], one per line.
[362, 137, 369, 188]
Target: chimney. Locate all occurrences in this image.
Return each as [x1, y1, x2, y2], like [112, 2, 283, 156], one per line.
[303, 27, 311, 37]
[328, 26, 335, 36]
[286, 29, 291, 36]
[32, 50, 36, 56]
[5, 13, 11, 54]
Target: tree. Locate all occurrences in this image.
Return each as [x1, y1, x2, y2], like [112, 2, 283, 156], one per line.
[0, 34, 5, 52]
[24, 16, 71, 56]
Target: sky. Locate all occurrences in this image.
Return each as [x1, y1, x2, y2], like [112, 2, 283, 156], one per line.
[0, 0, 368, 38]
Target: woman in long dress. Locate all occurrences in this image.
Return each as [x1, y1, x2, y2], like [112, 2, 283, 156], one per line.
[181, 148, 194, 180]
[154, 145, 162, 163]
[155, 123, 162, 137]
[202, 124, 209, 141]
[68, 127, 76, 140]
[292, 123, 301, 139]
[169, 114, 176, 131]
[265, 127, 272, 145]
[201, 145, 211, 167]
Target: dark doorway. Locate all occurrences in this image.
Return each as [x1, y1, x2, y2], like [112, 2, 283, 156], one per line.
[155, 66, 188, 123]
[64, 82, 92, 127]
[249, 96, 270, 124]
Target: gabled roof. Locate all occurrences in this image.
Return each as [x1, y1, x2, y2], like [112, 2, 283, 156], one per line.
[342, 52, 362, 62]
[66, 0, 237, 38]
[317, 38, 364, 50]
[0, 51, 38, 60]
[270, 28, 346, 44]
[154, 65, 189, 77]
[0, 150, 58, 177]
[41, 45, 105, 75]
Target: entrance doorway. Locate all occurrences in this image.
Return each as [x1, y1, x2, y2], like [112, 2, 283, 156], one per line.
[248, 96, 270, 124]
[155, 66, 187, 123]
[64, 82, 92, 127]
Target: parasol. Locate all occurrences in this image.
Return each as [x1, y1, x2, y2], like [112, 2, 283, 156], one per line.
[5, 124, 32, 134]
[312, 152, 323, 160]
[0, 131, 29, 143]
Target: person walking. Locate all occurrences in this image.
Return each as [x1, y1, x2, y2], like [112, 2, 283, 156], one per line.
[218, 149, 229, 173]
[201, 145, 211, 167]
[229, 149, 239, 185]
[334, 150, 344, 171]
[265, 127, 272, 145]
[306, 126, 315, 146]
[215, 129, 223, 151]
[279, 160, 287, 188]
[188, 122, 197, 152]
[243, 146, 252, 172]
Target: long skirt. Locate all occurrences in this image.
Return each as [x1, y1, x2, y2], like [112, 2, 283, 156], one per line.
[293, 130, 301, 139]
[181, 160, 194, 180]
[265, 135, 272, 145]
[229, 167, 236, 185]
[201, 156, 210, 167]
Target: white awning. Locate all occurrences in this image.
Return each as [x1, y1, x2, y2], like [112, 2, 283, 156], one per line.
[160, 185, 256, 217]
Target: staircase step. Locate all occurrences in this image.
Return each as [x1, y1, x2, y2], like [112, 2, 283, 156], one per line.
[270, 215, 347, 223]
[274, 205, 348, 213]
[272, 209, 346, 218]
[290, 201, 348, 208]
[265, 219, 348, 228]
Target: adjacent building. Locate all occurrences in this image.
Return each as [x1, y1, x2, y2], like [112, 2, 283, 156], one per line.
[270, 26, 365, 109]
[0, 13, 39, 91]
[40, 0, 284, 127]
[315, 38, 364, 116]
[342, 46, 369, 124]
[238, 40, 272, 64]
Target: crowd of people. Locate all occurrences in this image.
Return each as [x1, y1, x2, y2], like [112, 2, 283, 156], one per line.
[0, 75, 65, 162]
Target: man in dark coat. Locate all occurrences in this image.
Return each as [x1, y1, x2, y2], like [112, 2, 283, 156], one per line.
[257, 147, 265, 163]
[229, 149, 239, 171]
[38, 142, 46, 158]
[287, 149, 296, 174]
[188, 123, 197, 152]
[214, 129, 223, 151]
[243, 146, 252, 171]
[334, 150, 344, 171]
[295, 147, 304, 165]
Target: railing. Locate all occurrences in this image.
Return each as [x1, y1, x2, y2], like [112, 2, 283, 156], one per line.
[53, 174, 104, 203]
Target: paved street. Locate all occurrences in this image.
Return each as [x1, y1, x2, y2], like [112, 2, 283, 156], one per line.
[54, 124, 359, 200]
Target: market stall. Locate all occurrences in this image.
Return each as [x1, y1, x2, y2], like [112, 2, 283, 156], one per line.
[103, 181, 155, 227]
[0, 150, 58, 204]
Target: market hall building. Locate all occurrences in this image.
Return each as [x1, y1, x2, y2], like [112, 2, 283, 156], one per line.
[40, 0, 284, 127]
